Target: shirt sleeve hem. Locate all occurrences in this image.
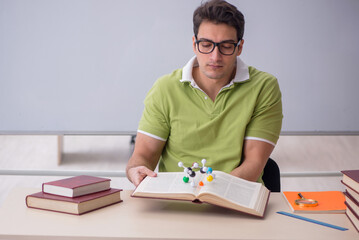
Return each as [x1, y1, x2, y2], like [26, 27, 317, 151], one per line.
[244, 136, 276, 147]
[137, 130, 167, 142]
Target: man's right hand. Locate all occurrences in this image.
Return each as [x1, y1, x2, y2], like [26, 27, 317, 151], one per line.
[126, 132, 166, 187]
[127, 166, 157, 187]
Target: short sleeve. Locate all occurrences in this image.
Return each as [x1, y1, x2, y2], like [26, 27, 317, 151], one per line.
[138, 79, 170, 141]
[245, 77, 283, 145]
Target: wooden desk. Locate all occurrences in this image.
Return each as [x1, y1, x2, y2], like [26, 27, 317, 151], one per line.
[0, 188, 357, 239]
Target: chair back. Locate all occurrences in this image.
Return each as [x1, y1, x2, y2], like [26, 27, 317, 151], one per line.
[262, 158, 281, 192]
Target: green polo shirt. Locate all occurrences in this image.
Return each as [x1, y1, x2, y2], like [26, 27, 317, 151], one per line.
[138, 56, 282, 181]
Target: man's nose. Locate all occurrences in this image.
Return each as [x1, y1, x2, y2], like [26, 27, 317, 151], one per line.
[210, 45, 222, 61]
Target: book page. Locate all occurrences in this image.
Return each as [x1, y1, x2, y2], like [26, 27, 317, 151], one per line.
[134, 172, 201, 196]
[198, 171, 262, 208]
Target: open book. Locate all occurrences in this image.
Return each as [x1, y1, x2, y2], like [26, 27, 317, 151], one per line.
[132, 171, 270, 217]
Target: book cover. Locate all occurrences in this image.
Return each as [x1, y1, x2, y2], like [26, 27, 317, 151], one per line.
[26, 188, 122, 215]
[282, 191, 346, 213]
[42, 175, 111, 197]
[132, 171, 270, 218]
[341, 170, 359, 192]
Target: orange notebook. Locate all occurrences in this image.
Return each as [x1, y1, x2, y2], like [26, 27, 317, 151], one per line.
[282, 191, 346, 213]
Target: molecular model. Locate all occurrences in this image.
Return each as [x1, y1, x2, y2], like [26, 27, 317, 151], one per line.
[178, 159, 215, 187]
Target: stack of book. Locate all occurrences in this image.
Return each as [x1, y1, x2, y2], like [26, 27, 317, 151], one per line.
[341, 170, 359, 232]
[26, 175, 122, 215]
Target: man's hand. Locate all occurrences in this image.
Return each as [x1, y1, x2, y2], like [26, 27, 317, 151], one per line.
[126, 132, 165, 186]
[127, 166, 157, 187]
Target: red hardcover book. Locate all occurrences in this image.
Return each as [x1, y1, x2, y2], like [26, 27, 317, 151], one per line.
[344, 184, 359, 204]
[344, 191, 359, 215]
[42, 175, 111, 197]
[345, 202, 359, 233]
[26, 188, 122, 215]
[341, 170, 359, 193]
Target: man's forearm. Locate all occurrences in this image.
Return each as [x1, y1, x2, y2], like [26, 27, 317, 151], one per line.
[230, 159, 266, 182]
[230, 139, 274, 182]
[125, 132, 166, 179]
[126, 155, 156, 176]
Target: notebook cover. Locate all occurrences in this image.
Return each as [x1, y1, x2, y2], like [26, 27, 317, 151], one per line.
[42, 175, 111, 190]
[282, 191, 346, 213]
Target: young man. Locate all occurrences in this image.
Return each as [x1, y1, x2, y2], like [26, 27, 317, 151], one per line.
[126, 0, 283, 187]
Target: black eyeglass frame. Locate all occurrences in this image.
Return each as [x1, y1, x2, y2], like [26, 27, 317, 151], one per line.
[195, 37, 241, 56]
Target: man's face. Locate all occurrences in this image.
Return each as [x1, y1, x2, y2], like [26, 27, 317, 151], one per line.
[193, 21, 243, 82]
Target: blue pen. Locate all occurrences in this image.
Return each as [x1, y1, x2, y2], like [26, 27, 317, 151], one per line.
[277, 211, 348, 231]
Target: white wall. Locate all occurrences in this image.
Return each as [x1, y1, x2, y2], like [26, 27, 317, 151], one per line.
[1, 0, 358, 133]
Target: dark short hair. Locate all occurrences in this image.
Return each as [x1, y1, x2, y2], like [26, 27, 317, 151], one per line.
[193, 0, 245, 42]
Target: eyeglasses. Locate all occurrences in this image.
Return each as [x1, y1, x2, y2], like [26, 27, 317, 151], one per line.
[195, 37, 240, 56]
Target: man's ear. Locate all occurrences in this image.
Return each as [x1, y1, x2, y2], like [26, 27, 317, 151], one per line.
[192, 35, 197, 53]
[237, 39, 244, 56]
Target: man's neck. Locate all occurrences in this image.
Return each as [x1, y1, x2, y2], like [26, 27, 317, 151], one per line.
[193, 67, 236, 102]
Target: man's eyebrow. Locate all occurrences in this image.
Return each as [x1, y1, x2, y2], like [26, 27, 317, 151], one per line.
[197, 37, 237, 43]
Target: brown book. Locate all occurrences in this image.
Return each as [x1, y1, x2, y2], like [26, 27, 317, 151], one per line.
[132, 171, 270, 218]
[42, 175, 111, 197]
[345, 185, 359, 204]
[345, 202, 359, 233]
[344, 191, 359, 214]
[341, 170, 359, 193]
[26, 188, 122, 215]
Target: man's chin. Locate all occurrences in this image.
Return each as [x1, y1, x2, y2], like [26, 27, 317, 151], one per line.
[204, 72, 225, 80]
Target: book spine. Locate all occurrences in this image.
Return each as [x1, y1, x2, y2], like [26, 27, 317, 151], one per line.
[25, 195, 30, 208]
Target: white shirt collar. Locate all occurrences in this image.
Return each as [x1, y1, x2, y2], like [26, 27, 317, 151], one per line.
[180, 56, 250, 86]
